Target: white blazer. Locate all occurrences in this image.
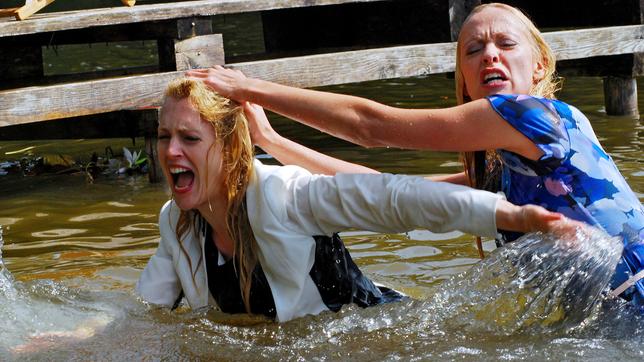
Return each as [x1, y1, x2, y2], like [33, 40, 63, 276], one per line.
[137, 160, 501, 322]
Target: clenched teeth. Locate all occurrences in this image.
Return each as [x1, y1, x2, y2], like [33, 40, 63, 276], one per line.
[170, 167, 190, 174]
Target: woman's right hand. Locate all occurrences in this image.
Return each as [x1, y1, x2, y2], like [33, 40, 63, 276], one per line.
[186, 65, 249, 101]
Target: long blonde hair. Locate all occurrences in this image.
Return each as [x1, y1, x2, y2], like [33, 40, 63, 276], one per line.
[454, 3, 561, 189]
[164, 78, 258, 313]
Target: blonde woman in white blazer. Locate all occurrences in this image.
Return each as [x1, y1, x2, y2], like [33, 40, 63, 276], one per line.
[136, 79, 581, 322]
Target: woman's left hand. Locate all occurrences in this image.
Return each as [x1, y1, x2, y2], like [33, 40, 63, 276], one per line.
[243, 102, 278, 149]
[519, 204, 590, 238]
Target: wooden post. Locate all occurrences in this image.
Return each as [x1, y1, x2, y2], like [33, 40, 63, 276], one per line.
[158, 17, 215, 71]
[174, 34, 224, 70]
[145, 134, 163, 183]
[603, 76, 639, 116]
[601, 0, 642, 117]
[144, 108, 163, 183]
[448, 0, 481, 41]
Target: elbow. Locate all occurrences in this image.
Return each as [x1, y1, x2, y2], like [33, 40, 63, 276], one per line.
[350, 128, 384, 148]
[348, 103, 391, 148]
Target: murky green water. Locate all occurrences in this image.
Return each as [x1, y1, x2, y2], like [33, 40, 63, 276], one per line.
[1, 4, 643, 359]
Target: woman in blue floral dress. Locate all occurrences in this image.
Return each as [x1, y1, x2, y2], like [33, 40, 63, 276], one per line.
[188, 3, 644, 307]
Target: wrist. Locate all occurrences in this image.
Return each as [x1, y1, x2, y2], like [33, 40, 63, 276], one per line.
[240, 77, 262, 103]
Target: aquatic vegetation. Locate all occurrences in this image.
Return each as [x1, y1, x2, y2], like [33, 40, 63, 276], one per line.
[104, 147, 148, 176]
[0, 146, 148, 182]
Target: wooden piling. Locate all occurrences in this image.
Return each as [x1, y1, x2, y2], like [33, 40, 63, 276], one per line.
[603, 76, 639, 116]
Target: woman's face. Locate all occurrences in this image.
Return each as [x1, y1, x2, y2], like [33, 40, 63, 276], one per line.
[158, 96, 224, 211]
[458, 7, 544, 100]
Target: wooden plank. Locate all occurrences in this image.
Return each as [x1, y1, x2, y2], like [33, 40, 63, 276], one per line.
[15, 0, 56, 21]
[544, 25, 644, 61]
[0, 25, 642, 127]
[0, 0, 389, 38]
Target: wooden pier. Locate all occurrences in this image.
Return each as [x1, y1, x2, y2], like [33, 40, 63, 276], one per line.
[0, 0, 642, 181]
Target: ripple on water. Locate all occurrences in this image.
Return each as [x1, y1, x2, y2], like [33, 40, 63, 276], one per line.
[69, 212, 140, 222]
[31, 229, 88, 238]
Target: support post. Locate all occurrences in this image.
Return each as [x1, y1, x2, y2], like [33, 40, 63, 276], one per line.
[448, 0, 481, 41]
[603, 76, 639, 116]
[158, 17, 215, 71]
[601, 0, 642, 116]
[144, 108, 163, 183]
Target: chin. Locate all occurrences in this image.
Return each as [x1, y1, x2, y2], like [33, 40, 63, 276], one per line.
[172, 196, 201, 211]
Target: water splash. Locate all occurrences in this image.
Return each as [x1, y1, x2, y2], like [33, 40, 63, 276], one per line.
[427, 229, 623, 335]
[0, 226, 17, 301]
[0, 226, 120, 358]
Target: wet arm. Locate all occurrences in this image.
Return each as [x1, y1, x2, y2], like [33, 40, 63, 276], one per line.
[286, 173, 575, 238]
[188, 67, 542, 160]
[244, 102, 377, 175]
[425, 172, 469, 186]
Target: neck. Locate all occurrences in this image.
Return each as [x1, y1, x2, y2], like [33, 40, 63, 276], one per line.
[197, 194, 235, 259]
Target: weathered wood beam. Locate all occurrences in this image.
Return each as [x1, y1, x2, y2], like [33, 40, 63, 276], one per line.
[543, 25, 644, 61]
[0, 25, 642, 127]
[0, 0, 389, 38]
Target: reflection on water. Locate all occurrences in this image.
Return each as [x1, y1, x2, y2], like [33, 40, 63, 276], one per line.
[0, 76, 642, 359]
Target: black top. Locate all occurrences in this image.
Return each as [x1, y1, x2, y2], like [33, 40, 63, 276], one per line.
[202, 221, 404, 319]
[204, 226, 277, 318]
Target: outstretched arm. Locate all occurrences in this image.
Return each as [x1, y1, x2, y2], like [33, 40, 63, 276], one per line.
[284, 172, 582, 239]
[187, 67, 542, 160]
[243, 102, 378, 175]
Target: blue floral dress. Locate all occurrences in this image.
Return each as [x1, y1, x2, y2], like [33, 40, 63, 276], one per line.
[487, 94, 644, 307]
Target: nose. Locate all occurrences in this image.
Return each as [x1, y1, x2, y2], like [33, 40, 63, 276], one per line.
[482, 43, 500, 65]
[164, 137, 183, 158]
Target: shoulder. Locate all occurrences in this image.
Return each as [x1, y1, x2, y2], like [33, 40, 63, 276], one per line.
[253, 159, 313, 184]
[247, 159, 318, 226]
[486, 94, 560, 122]
[158, 199, 180, 234]
[251, 159, 315, 202]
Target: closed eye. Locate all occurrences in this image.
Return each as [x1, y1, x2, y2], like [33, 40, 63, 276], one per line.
[465, 44, 483, 55]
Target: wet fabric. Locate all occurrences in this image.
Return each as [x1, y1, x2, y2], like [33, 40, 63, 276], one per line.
[309, 233, 404, 311]
[204, 226, 403, 319]
[487, 94, 644, 306]
[204, 227, 277, 318]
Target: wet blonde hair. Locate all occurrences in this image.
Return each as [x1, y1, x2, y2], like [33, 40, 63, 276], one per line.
[455, 3, 560, 189]
[164, 78, 258, 313]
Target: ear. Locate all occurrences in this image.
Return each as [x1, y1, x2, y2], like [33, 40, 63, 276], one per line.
[533, 60, 546, 83]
